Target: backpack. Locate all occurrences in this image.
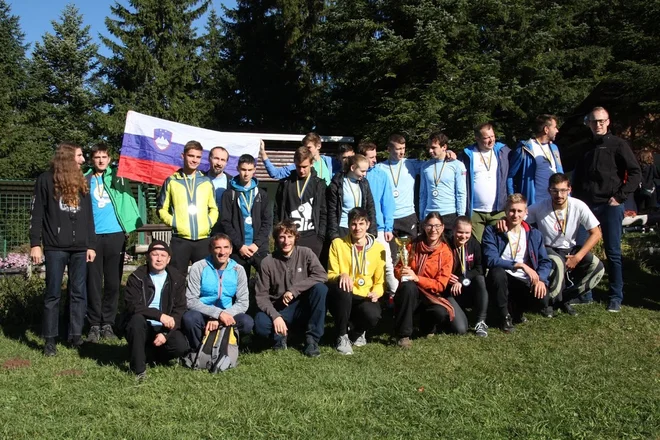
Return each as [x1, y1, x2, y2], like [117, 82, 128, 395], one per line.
[181, 326, 239, 373]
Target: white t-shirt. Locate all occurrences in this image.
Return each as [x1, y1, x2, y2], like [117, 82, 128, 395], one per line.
[526, 197, 600, 249]
[502, 227, 529, 282]
[531, 140, 557, 204]
[472, 149, 498, 212]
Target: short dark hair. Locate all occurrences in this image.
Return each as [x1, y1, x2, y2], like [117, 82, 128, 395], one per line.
[294, 146, 313, 164]
[338, 144, 354, 155]
[427, 131, 449, 147]
[209, 146, 228, 159]
[387, 134, 406, 148]
[90, 143, 110, 157]
[474, 123, 494, 137]
[454, 215, 472, 228]
[302, 132, 321, 146]
[209, 233, 233, 250]
[533, 115, 558, 136]
[273, 219, 299, 242]
[237, 154, 255, 167]
[548, 173, 570, 187]
[348, 207, 370, 225]
[184, 140, 204, 153]
[357, 142, 377, 155]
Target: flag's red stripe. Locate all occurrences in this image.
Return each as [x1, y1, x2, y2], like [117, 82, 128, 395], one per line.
[117, 156, 179, 186]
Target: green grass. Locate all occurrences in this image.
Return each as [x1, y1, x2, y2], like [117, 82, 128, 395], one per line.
[0, 235, 659, 439]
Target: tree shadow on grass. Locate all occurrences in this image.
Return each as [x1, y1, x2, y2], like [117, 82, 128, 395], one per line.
[619, 256, 660, 311]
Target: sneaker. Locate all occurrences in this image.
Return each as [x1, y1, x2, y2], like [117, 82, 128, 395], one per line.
[475, 321, 488, 337]
[303, 339, 321, 358]
[501, 315, 515, 333]
[568, 291, 594, 305]
[336, 334, 353, 355]
[396, 337, 412, 349]
[86, 326, 101, 343]
[561, 303, 578, 316]
[43, 338, 57, 357]
[607, 301, 621, 313]
[273, 337, 287, 351]
[541, 306, 556, 318]
[135, 371, 147, 382]
[69, 335, 84, 348]
[352, 331, 367, 347]
[101, 324, 118, 340]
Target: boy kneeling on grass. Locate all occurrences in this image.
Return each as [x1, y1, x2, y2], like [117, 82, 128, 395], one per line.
[123, 240, 189, 381]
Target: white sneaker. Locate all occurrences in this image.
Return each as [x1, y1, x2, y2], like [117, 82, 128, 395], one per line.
[352, 331, 367, 347]
[336, 334, 353, 355]
[475, 321, 488, 337]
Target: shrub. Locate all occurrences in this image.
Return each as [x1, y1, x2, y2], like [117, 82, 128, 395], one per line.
[0, 274, 44, 328]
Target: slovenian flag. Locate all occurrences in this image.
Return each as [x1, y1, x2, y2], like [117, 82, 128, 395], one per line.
[118, 111, 261, 185]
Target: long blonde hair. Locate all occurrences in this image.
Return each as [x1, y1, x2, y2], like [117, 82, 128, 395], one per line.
[51, 143, 88, 207]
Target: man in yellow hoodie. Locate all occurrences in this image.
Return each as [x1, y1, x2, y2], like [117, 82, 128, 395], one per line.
[328, 207, 386, 355]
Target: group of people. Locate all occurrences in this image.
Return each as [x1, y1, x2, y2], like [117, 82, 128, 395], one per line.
[29, 106, 641, 379]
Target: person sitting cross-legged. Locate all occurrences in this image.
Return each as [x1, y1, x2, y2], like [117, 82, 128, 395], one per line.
[394, 213, 468, 349]
[327, 207, 385, 355]
[483, 194, 553, 333]
[254, 220, 328, 357]
[123, 240, 189, 381]
[182, 234, 254, 351]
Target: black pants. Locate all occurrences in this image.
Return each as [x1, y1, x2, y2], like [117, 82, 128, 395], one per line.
[125, 314, 189, 374]
[390, 213, 419, 264]
[328, 285, 382, 336]
[486, 267, 549, 320]
[394, 281, 468, 337]
[230, 250, 267, 278]
[297, 232, 323, 256]
[450, 274, 488, 323]
[170, 236, 211, 275]
[86, 232, 126, 327]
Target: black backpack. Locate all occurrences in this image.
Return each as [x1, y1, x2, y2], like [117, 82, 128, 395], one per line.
[181, 326, 239, 373]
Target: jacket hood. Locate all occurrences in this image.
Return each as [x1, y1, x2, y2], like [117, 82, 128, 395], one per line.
[230, 176, 259, 192]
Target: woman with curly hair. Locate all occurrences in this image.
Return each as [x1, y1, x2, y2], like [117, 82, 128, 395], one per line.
[30, 143, 97, 356]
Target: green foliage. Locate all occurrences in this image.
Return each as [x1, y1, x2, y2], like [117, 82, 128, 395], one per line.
[0, 275, 43, 328]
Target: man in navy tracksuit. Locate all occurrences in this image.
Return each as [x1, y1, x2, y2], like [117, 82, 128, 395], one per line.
[482, 194, 553, 333]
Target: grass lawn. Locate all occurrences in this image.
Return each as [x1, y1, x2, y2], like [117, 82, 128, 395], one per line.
[0, 234, 659, 439]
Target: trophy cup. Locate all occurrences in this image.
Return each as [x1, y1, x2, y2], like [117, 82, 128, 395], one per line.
[398, 235, 413, 281]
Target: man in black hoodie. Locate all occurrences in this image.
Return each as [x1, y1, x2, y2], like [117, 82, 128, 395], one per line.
[571, 107, 641, 312]
[274, 146, 327, 255]
[123, 240, 189, 380]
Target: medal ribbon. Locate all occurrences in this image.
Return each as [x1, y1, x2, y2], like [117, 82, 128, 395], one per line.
[458, 245, 467, 277]
[553, 203, 569, 236]
[388, 159, 403, 189]
[94, 174, 104, 199]
[351, 243, 367, 278]
[183, 172, 197, 204]
[346, 178, 361, 207]
[535, 139, 554, 165]
[296, 173, 311, 202]
[239, 188, 255, 212]
[479, 149, 493, 171]
[507, 228, 522, 259]
[433, 160, 447, 187]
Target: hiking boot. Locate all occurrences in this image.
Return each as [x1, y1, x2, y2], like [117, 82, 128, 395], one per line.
[273, 337, 287, 351]
[69, 335, 84, 348]
[541, 306, 556, 318]
[135, 371, 147, 382]
[561, 303, 578, 316]
[475, 321, 488, 337]
[336, 334, 353, 355]
[396, 337, 412, 349]
[352, 331, 367, 347]
[501, 315, 515, 333]
[43, 338, 57, 357]
[303, 339, 321, 358]
[607, 301, 621, 313]
[86, 326, 101, 343]
[101, 324, 118, 340]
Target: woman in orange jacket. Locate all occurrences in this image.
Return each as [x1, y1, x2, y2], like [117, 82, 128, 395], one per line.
[393, 212, 468, 348]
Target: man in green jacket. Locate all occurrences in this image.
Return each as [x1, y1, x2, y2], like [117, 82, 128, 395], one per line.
[85, 143, 142, 342]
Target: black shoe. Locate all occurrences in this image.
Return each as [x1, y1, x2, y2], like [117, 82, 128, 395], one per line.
[541, 306, 556, 318]
[273, 337, 287, 351]
[561, 303, 578, 316]
[501, 315, 515, 333]
[86, 326, 101, 343]
[512, 314, 528, 324]
[69, 335, 84, 348]
[43, 338, 57, 356]
[101, 324, 118, 340]
[303, 339, 321, 358]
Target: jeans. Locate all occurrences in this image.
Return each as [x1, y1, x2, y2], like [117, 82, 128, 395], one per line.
[590, 203, 625, 304]
[182, 310, 254, 350]
[254, 283, 327, 343]
[470, 210, 506, 242]
[43, 250, 87, 339]
[86, 232, 125, 327]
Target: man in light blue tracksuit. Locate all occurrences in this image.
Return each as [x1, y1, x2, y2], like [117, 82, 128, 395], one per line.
[507, 114, 564, 206]
[182, 234, 254, 350]
[420, 132, 467, 233]
[459, 123, 511, 241]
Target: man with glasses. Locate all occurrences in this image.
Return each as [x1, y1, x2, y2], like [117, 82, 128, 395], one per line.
[526, 173, 605, 316]
[571, 107, 640, 312]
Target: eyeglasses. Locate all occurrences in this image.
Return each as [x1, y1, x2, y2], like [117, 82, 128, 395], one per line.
[425, 224, 443, 230]
[549, 189, 570, 194]
[589, 119, 608, 125]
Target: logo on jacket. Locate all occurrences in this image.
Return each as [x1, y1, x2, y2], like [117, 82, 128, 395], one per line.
[154, 128, 173, 151]
[291, 199, 315, 232]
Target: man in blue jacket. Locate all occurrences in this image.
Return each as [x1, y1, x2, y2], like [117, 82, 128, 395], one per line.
[460, 123, 511, 241]
[181, 234, 253, 351]
[482, 194, 553, 333]
[507, 114, 563, 205]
